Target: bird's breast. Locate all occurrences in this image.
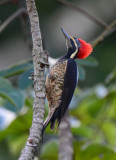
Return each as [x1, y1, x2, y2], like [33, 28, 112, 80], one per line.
[45, 60, 68, 109]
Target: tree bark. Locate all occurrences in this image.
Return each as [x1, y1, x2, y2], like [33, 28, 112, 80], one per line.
[19, 0, 49, 159]
[59, 111, 73, 160]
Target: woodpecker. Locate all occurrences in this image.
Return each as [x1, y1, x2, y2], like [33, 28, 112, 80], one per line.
[43, 28, 93, 133]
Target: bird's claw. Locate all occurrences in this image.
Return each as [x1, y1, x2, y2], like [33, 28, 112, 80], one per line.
[29, 72, 34, 80]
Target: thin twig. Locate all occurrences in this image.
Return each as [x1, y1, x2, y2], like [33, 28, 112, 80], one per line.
[18, 0, 32, 49]
[19, 0, 49, 159]
[0, 0, 12, 5]
[92, 19, 116, 47]
[59, 111, 73, 160]
[0, 8, 27, 33]
[20, 14, 33, 49]
[56, 0, 108, 29]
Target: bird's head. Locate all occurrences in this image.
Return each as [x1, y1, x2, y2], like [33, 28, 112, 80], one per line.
[61, 28, 93, 59]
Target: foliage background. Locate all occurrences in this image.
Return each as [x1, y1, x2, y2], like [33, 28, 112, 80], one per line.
[0, 0, 116, 159]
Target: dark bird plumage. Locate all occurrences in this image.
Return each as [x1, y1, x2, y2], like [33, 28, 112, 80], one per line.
[43, 28, 93, 134]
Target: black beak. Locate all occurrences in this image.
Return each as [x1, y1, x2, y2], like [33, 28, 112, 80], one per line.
[61, 28, 70, 40]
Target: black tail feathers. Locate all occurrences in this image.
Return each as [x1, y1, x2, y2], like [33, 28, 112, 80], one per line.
[42, 107, 64, 137]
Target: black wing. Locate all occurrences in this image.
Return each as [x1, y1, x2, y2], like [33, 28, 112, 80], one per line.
[50, 58, 78, 129]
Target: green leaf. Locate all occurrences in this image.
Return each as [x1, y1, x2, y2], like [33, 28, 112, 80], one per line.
[0, 109, 32, 141]
[25, 97, 33, 108]
[78, 65, 86, 81]
[40, 140, 58, 160]
[18, 68, 33, 90]
[9, 134, 28, 156]
[0, 60, 33, 78]
[102, 122, 116, 146]
[87, 98, 105, 118]
[80, 143, 115, 160]
[0, 140, 15, 160]
[0, 78, 25, 112]
[72, 124, 93, 139]
[73, 141, 85, 160]
[76, 56, 98, 67]
[70, 94, 99, 124]
[102, 153, 116, 160]
[107, 97, 116, 119]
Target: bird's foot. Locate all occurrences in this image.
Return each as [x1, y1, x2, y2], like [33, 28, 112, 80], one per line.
[29, 72, 34, 80]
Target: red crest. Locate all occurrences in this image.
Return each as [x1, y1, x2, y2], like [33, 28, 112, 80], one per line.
[77, 39, 93, 59]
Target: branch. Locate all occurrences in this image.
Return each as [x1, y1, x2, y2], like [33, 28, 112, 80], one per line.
[92, 19, 116, 48]
[0, 0, 11, 5]
[0, 0, 18, 5]
[19, 0, 49, 159]
[59, 111, 73, 160]
[56, 0, 108, 29]
[20, 13, 33, 49]
[0, 8, 27, 33]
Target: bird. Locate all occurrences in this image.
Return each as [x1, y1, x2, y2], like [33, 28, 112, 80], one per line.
[43, 28, 93, 133]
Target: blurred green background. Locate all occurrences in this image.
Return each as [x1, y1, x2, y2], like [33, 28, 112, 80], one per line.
[0, 0, 116, 159]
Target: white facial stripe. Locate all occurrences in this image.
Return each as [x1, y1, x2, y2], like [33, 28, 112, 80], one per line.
[72, 37, 78, 48]
[70, 37, 78, 59]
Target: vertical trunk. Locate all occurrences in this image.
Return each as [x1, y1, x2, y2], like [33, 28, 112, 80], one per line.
[59, 111, 73, 160]
[19, 0, 49, 159]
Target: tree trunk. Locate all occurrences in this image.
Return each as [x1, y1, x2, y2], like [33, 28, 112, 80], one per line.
[19, 0, 49, 159]
[59, 111, 73, 160]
